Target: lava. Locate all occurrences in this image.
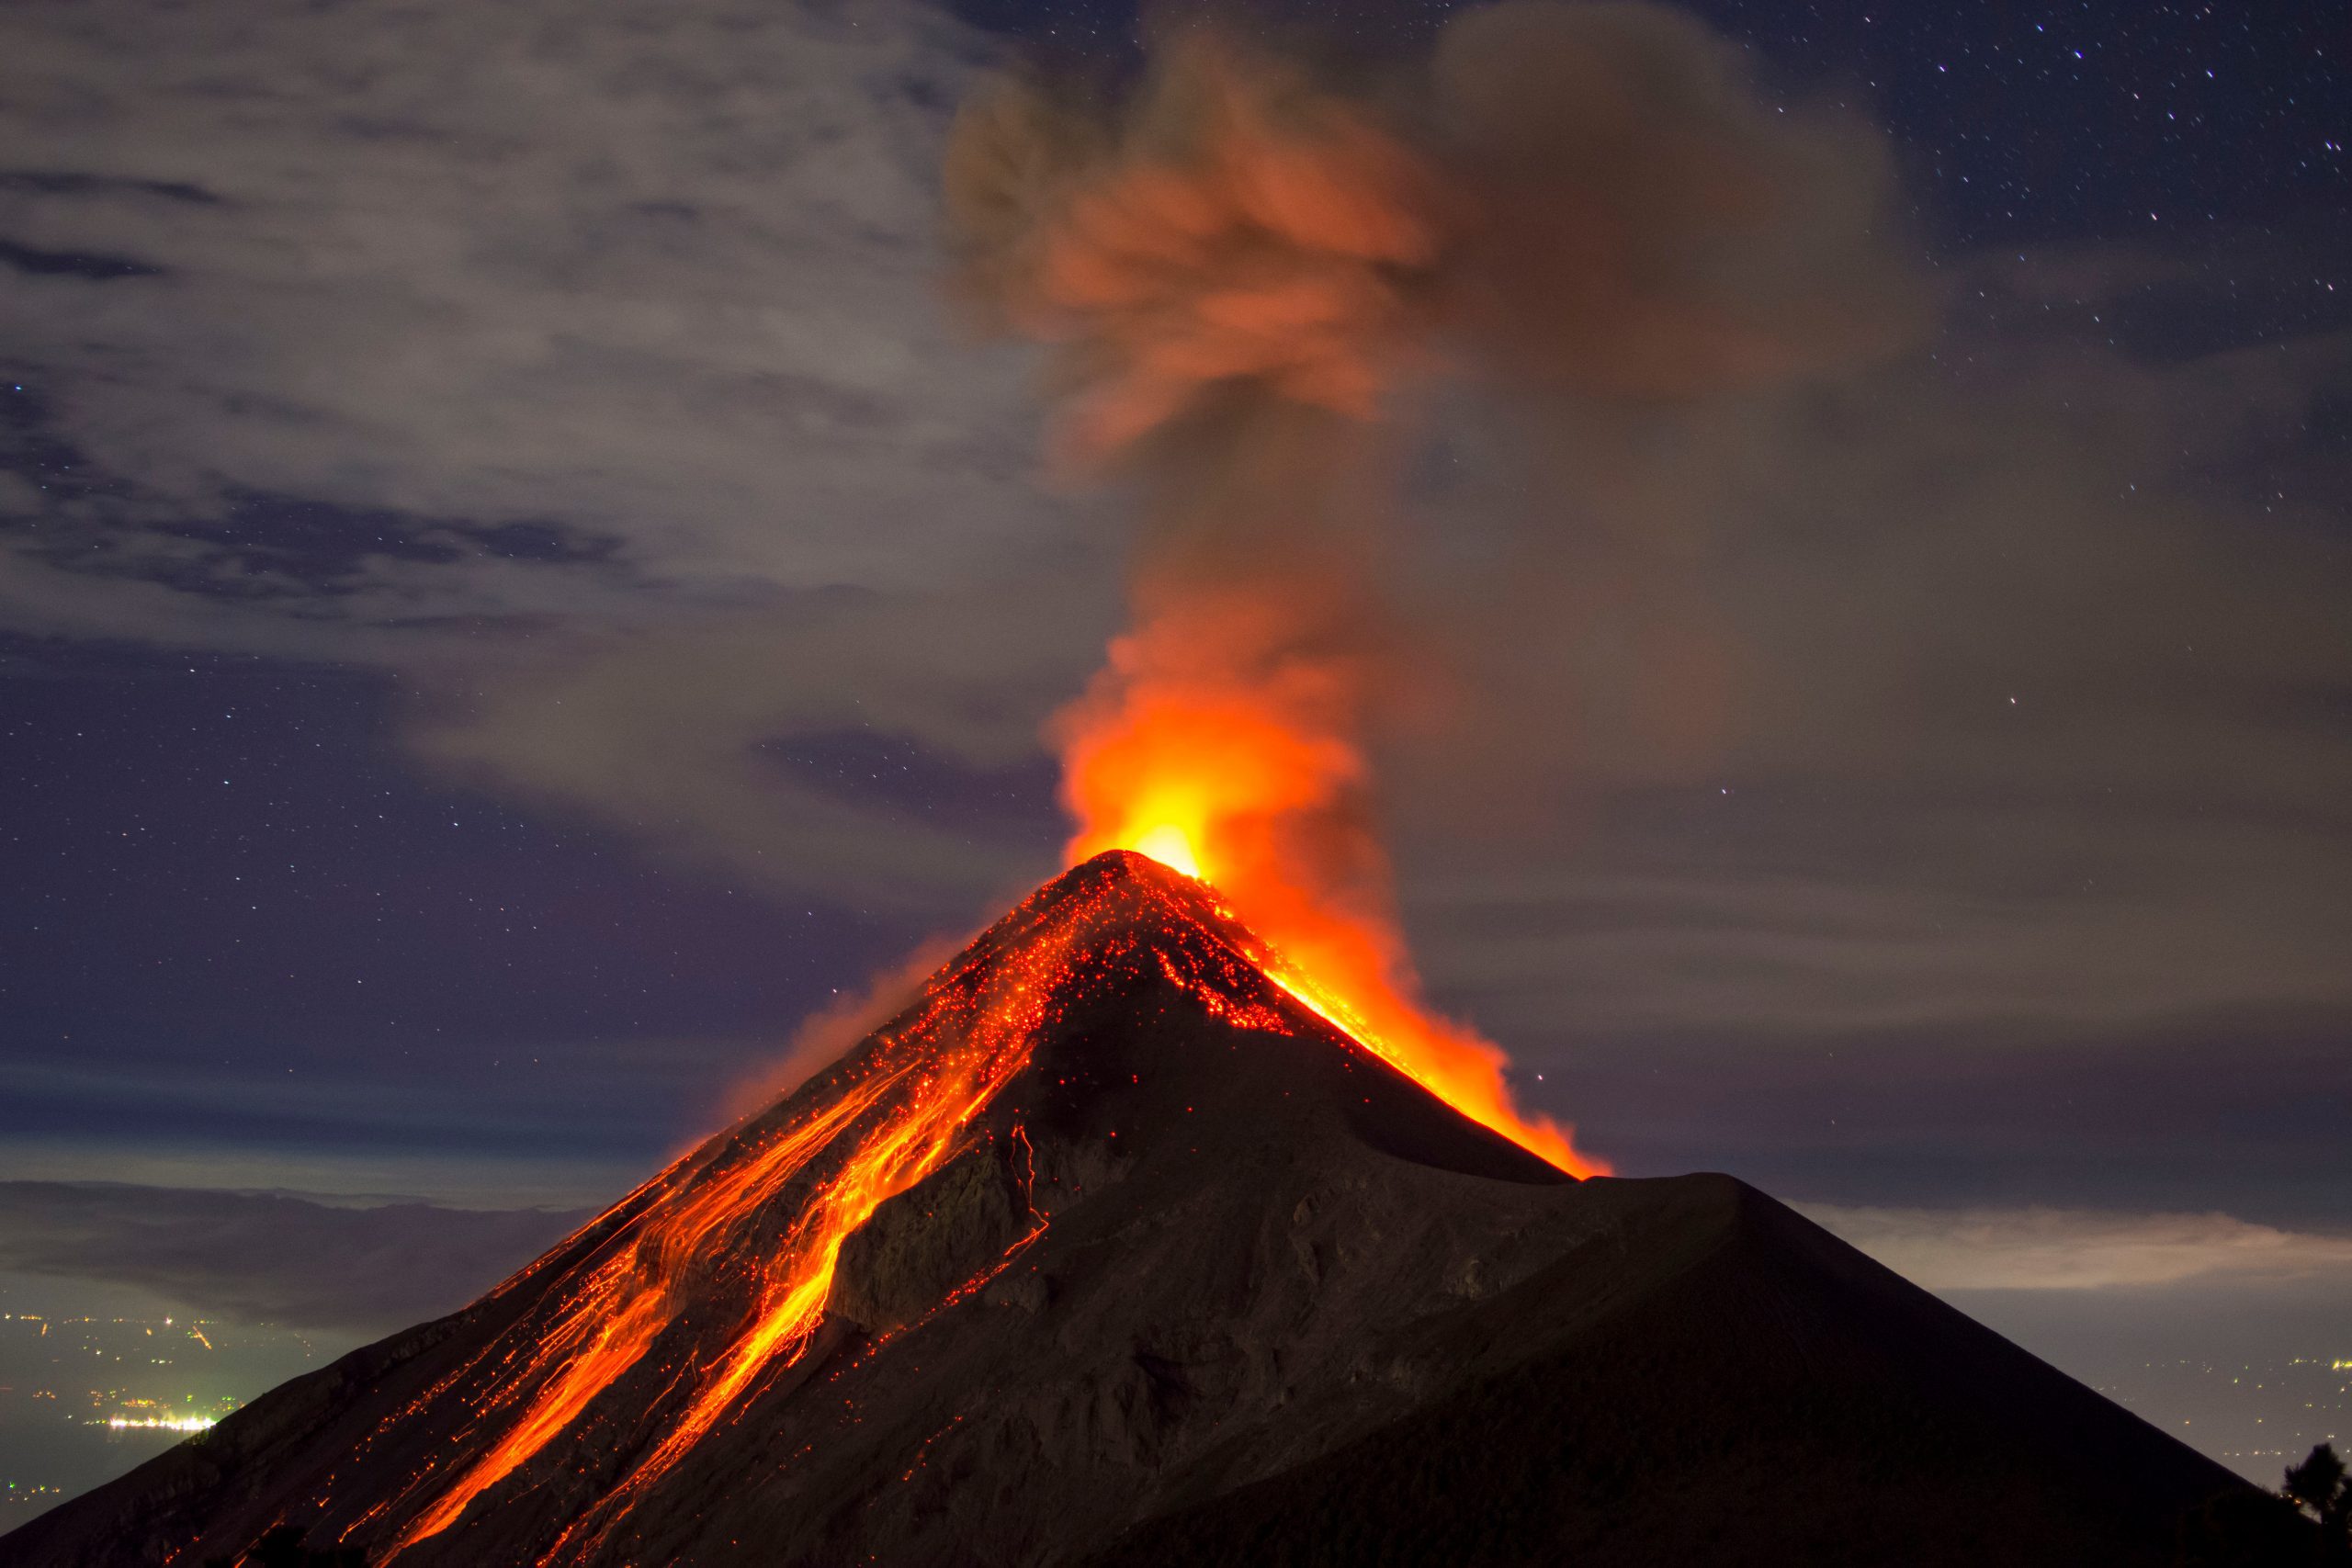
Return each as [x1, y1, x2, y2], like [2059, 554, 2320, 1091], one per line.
[365, 858, 1304, 1562]
[382, 1079, 893, 1556]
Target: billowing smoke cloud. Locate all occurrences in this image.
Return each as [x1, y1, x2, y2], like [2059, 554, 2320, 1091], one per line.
[942, 3, 1921, 1168]
[1433, 3, 1921, 394]
[947, 4, 1918, 457]
[946, 32, 1438, 480]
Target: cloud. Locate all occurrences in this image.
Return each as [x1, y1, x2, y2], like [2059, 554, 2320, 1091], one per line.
[1387, 240, 2352, 1062]
[0, 0, 1045, 615]
[403, 591, 1102, 913]
[1802, 1202, 2352, 1292]
[0, 0, 1114, 908]
[0, 1182, 590, 1333]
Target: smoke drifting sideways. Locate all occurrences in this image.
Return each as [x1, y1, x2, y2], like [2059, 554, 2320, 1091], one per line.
[943, 2, 1924, 1169]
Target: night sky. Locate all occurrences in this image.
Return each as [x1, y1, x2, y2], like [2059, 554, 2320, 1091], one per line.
[1, 0, 2346, 1494]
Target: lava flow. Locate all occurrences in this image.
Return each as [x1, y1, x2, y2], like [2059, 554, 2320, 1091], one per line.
[360, 858, 1316, 1563]
[370, 877, 1109, 1562]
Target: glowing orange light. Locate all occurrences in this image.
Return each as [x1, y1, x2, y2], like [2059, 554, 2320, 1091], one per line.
[377, 874, 1143, 1563]
[1131, 824, 1202, 878]
[1056, 597, 1606, 1180]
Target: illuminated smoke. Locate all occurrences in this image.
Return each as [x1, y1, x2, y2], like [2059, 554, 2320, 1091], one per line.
[947, 2, 1919, 1174]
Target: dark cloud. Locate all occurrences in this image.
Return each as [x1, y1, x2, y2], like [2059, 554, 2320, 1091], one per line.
[0, 237, 164, 281]
[0, 0, 1035, 611]
[1385, 238, 2351, 1137]
[403, 592, 1102, 912]
[1500, 1011, 2352, 1231]
[0, 1182, 589, 1334]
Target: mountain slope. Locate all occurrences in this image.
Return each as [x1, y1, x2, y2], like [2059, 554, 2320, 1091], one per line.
[1, 852, 2256, 1566]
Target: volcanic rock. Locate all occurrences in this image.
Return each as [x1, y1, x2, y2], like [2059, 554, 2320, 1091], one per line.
[0, 852, 2268, 1567]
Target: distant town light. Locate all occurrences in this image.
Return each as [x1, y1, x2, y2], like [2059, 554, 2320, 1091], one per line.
[102, 1415, 217, 1433]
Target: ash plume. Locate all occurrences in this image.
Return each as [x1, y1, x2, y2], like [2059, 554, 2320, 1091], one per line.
[948, 3, 1918, 447]
[944, 1, 1921, 1159]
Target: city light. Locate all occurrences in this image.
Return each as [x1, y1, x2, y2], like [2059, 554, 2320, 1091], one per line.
[101, 1415, 217, 1433]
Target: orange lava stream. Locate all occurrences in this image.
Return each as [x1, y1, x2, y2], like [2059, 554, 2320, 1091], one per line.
[1061, 670, 1605, 1179]
[539, 1022, 1050, 1565]
[384, 1080, 893, 1555]
[378, 879, 1113, 1562]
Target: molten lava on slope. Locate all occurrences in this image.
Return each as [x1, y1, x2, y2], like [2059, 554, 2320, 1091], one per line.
[372, 852, 1302, 1563]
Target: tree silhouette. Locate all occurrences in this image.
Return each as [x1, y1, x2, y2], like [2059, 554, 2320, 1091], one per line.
[2284, 1443, 2349, 1560]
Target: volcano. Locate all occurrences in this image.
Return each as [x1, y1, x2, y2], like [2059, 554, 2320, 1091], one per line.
[3, 852, 2261, 1566]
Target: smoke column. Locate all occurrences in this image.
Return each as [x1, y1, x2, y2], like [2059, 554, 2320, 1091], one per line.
[944, 2, 1918, 1173]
